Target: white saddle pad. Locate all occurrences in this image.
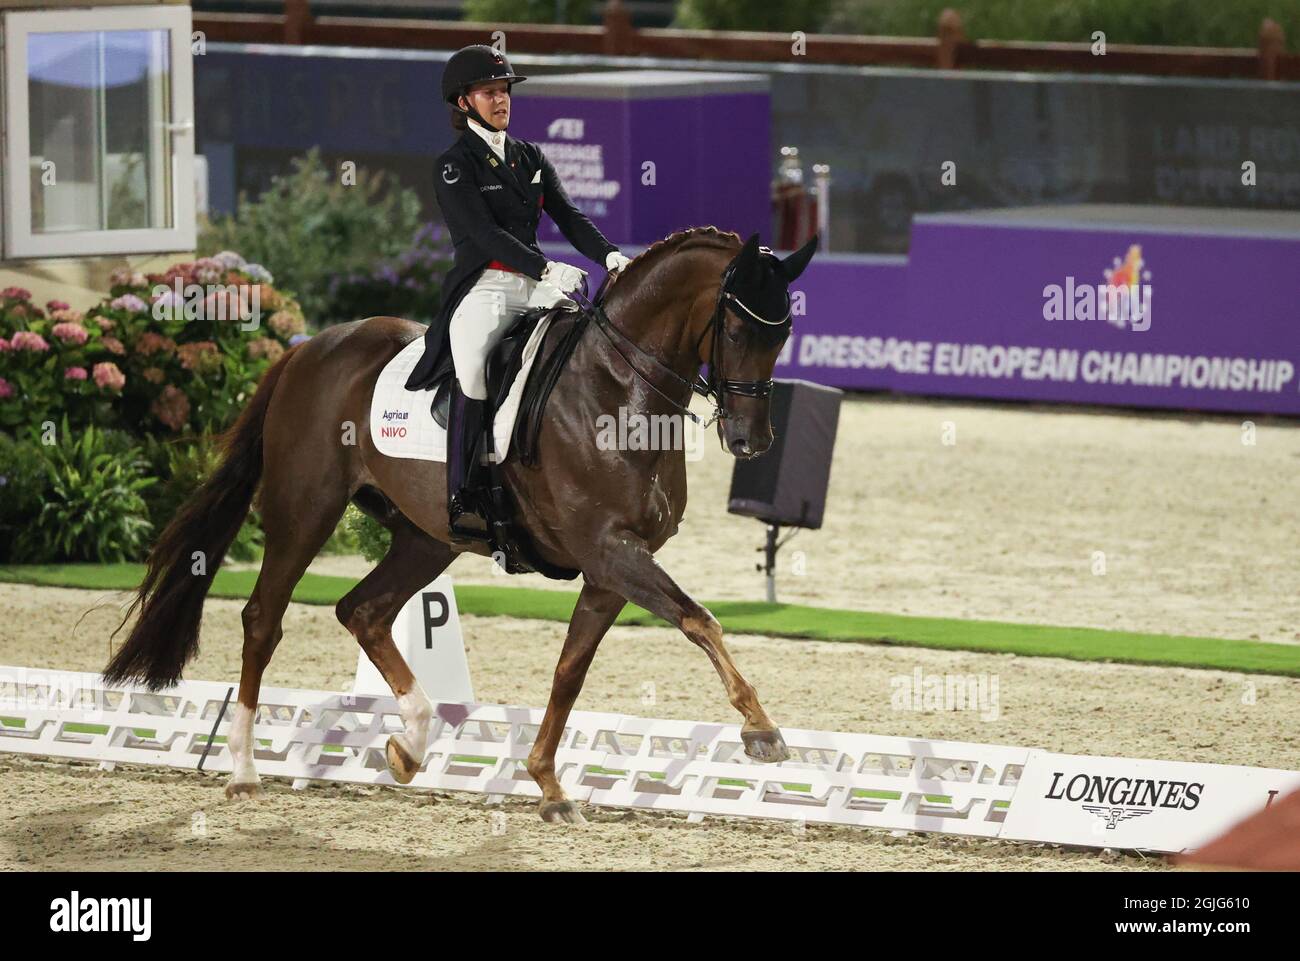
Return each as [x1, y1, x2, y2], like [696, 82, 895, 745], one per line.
[371, 317, 555, 464]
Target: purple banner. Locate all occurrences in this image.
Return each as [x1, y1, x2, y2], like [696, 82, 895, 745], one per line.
[508, 88, 769, 247]
[774, 214, 1300, 416]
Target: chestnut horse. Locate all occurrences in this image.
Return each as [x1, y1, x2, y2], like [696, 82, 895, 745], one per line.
[105, 227, 817, 824]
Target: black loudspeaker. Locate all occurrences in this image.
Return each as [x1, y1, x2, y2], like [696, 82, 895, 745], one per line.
[727, 379, 842, 529]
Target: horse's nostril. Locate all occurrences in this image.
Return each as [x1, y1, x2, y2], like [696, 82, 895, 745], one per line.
[730, 438, 752, 457]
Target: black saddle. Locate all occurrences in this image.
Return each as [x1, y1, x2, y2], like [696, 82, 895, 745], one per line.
[430, 303, 561, 433]
[429, 301, 591, 579]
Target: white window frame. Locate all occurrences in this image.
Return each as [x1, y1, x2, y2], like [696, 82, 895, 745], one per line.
[2, 4, 195, 258]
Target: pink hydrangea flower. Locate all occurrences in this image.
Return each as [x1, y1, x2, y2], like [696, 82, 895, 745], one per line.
[0, 286, 32, 301]
[51, 308, 85, 324]
[46, 299, 71, 312]
[51, 322, 89, 345]
[94, 315, 115, 331]
[0, 338, 10, 353]
[177, 340, 220, 373]
[64, 366, 88, 381]
[100, 336, 126, 355]
[247, 337, 285, 362]
[151, 384, 190, 431]
[142, 366, 166, 385]
[212, 250, 247, 270]
[92, 361, 125, 391]
[0, 378, 12, 399]
[109, 293, 148, 313]
[193, 257, 225, 284]
[135, 332, 176, 356]
[269, 310, 305, 337]
[10, 331, 49, 352]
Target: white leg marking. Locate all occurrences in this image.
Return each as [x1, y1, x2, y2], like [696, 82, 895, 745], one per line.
[227, 703, 259, 786]
[392, 684, 434, 762]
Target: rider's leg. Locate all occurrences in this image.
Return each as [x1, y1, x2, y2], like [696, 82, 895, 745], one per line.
[445, 378, 483, 526]
[446, 270, 530, 530]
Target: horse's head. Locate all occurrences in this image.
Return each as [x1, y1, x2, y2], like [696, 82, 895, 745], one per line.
[705, 232, 817, 458]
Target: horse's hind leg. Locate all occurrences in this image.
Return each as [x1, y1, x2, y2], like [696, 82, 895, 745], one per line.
[226, 480, 350, 800]
[335, 518, 457, 785]
[584, 532, 789, 763]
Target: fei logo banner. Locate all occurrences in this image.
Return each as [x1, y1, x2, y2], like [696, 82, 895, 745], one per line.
[1001, 751, 1300, 854]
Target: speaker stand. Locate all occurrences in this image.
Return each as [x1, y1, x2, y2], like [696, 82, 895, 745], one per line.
[760, 522, 780, 603]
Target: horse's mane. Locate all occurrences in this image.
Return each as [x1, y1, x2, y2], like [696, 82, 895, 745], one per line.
[615, 225, 741, 288]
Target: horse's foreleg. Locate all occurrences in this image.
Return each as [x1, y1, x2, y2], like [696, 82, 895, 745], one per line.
[527, 580, 627, 824]
[335, 521, 458, 785]
[584, 533, 789, 763]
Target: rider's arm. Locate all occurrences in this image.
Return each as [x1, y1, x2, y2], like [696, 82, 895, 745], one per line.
[435, 160, 549, 280]
[537, 147, 618, 267]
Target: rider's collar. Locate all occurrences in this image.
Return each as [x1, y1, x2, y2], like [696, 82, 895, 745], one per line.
[467, 118, 506, 160]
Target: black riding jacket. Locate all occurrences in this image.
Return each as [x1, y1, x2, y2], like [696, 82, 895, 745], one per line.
[404, 127, 617, 391]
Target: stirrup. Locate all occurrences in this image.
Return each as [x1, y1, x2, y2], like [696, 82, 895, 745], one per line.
[448, 494, 491, 544]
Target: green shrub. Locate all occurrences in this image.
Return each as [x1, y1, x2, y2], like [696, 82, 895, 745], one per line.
[11, 419, 155, 563]
[823, 0, 1300, 50]
[140, 434, 264, 563]
[676, 0, 834, 31]
[324, 223, 452, 326]
[463, 0, 594, 24]
[199, 148, 423, 325]
[343, 504, 392, 564]
[0, 432, 48, 559]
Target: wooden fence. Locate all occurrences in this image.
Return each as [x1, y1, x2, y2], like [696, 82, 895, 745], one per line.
[193, 0, 1299, 81]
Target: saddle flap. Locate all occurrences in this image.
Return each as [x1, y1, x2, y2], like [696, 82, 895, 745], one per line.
[431, 378, 452, 429]
[485, 303, 574, 405]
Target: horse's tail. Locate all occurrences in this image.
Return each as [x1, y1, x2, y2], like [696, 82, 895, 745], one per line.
[104, 345, 302, 690]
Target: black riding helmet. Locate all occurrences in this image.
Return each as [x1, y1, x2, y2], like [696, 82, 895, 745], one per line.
[442, 45, 527, 132]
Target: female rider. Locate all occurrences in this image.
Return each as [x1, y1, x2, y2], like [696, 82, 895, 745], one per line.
[404, 45, 631, 541]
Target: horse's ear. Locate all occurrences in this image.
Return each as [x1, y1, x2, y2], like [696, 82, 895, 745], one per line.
[732, 232, 763, 285]
[777, 234, 818, 283]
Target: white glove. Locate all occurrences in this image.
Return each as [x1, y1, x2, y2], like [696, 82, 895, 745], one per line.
[541, 260, 586, 294]
[605, 250, 632, 273]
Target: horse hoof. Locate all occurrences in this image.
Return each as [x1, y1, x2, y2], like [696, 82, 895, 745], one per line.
[539, 799, 587, 825]
[386, 735, 421, 785]
[225, 780, 263, 801]
[742, 728, 790, 764]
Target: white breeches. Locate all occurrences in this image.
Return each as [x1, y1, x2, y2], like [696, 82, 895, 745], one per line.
[449, 269, 566, 400]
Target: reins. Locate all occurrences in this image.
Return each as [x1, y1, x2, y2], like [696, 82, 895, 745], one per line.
[572, 253, 791, 434]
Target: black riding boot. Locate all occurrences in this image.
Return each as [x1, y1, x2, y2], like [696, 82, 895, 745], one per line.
[446, 381, 489, 540]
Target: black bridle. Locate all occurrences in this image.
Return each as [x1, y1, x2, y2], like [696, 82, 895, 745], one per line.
[578, 251, 792, 430]
[690, 254, 792, 406]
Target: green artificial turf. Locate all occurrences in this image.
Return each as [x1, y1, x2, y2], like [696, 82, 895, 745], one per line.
[1, 563, 1296, 676]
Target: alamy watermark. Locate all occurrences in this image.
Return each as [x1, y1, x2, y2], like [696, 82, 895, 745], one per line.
[151, 277, 262, 331]
[594, 406, 706, 461]
[890, 668, 1000, 722]
[0, 668, 108, 722]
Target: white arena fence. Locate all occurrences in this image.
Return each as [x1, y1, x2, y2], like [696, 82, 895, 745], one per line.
[2, 577, 1297, 854]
